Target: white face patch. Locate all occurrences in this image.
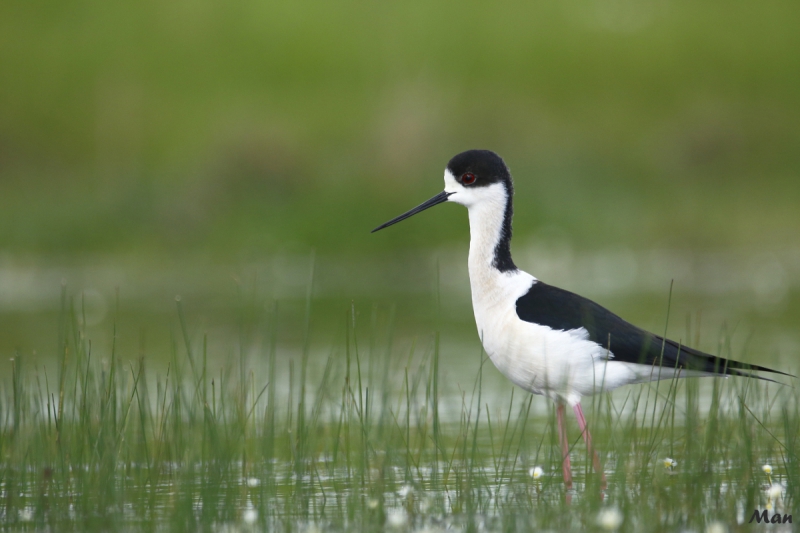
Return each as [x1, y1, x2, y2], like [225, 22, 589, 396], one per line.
[443, 169, 461, 196]
[443, 169, 507, 209]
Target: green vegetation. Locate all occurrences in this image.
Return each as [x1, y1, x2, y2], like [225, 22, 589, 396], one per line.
[1, 1, 799, 530]
[1, 289, 796, 531]
[1, 0, 799, 256]
[1, 0, 798, 362]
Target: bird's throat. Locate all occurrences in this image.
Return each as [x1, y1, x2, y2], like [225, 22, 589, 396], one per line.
[467, 186, 515, 266]
[467, 189, 517, 296]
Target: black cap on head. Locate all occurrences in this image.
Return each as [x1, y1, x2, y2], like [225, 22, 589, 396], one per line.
[446, 150, 513, 191]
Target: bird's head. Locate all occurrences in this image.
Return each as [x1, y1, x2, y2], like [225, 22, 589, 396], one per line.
[443, 149, 513, 209]
[372, 149, 513, 233]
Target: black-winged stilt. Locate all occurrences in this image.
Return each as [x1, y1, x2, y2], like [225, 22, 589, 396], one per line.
[372, 149, 791, 488]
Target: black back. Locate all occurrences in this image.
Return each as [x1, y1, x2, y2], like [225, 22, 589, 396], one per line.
[516, 281, 789, 378]
[447, 150, 517, 272]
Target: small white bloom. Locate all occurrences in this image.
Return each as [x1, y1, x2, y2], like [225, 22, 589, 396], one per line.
[367, 498, 380, 509]
[529, 466, 544, 480]
[397, 485, 414, 498]
[18, 507, 33, 522]
[243, 508, 258, 524]
[386, 508, 408, 529]
[768, 483, 783, 499]
[663, 458, 677, 469]
[762, 464, 772, 475]
[246, 477, 261, 488]
[705, 521, 727, 533]
[596, 507, 623, 531]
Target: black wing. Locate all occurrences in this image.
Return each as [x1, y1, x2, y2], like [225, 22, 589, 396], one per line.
[515, 281, 791, 379]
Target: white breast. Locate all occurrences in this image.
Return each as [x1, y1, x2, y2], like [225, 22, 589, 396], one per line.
[470, 269, 596, 402]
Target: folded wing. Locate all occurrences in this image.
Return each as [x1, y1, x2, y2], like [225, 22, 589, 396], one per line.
[515, 281, 791, 379]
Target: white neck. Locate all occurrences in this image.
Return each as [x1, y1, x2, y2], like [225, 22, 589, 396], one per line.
[466, 185, 511, 294]
[462, 183, 534, 341]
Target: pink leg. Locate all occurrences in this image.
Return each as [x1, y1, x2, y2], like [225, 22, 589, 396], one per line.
[573, 403, 605, 485]
[557, 403, 572, 489]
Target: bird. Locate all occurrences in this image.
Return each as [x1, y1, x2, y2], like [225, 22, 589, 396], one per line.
[372, 149, 792, 488]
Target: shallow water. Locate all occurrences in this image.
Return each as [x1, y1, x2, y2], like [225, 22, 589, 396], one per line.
[1, 246, 797, 531]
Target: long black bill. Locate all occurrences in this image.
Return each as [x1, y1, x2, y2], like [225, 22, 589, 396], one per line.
[371, 191, 454, 233]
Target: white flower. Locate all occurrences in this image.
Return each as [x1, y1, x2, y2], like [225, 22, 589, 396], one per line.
[397, 485, 414, 498]
[243, 508, 258, 524]
[768, 483, 783, 499]
[529, 466, 544, 480]
[246, 477, 261, 488]
[367, 498, 380, 509]
[596, 507, 623, 531]
[663, 458, 677, 469]
[762, 464, 773, 475]
[705, 521, 727, 533]
[386, 508, 408, 529]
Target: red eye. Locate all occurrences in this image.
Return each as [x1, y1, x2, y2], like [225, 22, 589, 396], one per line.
[462, 173, 476, 185]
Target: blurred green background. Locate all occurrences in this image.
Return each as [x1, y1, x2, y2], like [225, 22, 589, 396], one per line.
[1, 0, 799, 376]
